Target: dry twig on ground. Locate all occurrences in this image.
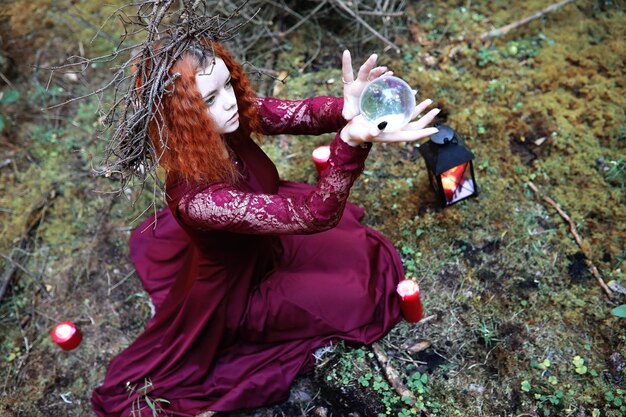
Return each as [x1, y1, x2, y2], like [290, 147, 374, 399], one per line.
[480, 0, 577, 41]
[0, 188, 59, 303]
[372, 342, 417, 406]
[527, 181, 613, 299]
[328, 0, 400, 52]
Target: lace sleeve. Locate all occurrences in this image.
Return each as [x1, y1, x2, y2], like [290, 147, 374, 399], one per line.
[177, 134, 370, 235]
[256, 96, 346, 136]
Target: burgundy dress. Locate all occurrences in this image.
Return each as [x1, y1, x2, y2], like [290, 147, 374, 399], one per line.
[92, 97, 404, 416]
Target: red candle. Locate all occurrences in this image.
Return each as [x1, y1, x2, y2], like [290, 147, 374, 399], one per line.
[51, 321, 82, 351]
[396, 279, 423, 323]
[311, 146, 331, 176]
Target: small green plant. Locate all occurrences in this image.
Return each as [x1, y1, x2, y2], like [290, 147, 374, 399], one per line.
[532, 358, 551, 371]
[400, 245, 422, 276]
[0, 89, 20, 133]
[126, 379, 170, 417]
[324, 347, 434, 416]
[398, 408, 418, 417]
[0, 89, 19, 105]
[476, 319, 500, 346]
[372, 375, 390, 392]
[612, 305, 626, 318]
[605, 158, 626, 189]
[477, 46, 499, 66]
[536, 389, 567, 408]
[28, 84, 64, 108]
[402, 46, 422, 65]
[503, 37, 542, 60]
[476, 120, 486, 135]
[5, 345, 21, 363]
[605, 389, 626, 409]
[406, 372, 428, 395]
[505, 41, 519, 56]
[358, 372, 373, 387]
[520, 355, 582, 416]
[572, 356, 587, 375]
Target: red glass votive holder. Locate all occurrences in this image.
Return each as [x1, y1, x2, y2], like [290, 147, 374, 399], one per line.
[312, 146, 330, 176]
[396, 279, 423, 323]
[51, 321, 82, 351]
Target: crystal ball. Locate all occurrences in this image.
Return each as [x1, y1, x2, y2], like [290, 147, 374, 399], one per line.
[359, 76, 416, 132]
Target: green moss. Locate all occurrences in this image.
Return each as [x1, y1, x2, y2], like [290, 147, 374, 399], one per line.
[2, 1, 625, 415]
[312, 1, 626, 415]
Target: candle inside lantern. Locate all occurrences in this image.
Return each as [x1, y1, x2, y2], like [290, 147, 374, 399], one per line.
[311, 146, 330, 176]
[441, 164, 466, 202]
[51, 321, 82, 351]
[396, 279, 423, 323]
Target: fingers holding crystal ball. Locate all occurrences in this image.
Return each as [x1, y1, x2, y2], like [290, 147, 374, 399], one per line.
[359, 76, 416, 132]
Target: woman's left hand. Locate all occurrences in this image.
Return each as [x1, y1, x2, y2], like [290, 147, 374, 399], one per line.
[341, 50, 392, 121]
[340, 99, 440, 147]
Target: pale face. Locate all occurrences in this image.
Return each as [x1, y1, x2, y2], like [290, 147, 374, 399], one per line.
[195, 57, 239, 134]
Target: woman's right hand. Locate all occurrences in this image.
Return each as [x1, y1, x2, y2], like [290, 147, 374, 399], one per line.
[340, 99, 441, 147]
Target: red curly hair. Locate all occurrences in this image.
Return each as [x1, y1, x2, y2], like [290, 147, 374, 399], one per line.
[146, 40, 261, 184]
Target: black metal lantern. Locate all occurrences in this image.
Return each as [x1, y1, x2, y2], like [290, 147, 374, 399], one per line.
[419, 124, 479, 206]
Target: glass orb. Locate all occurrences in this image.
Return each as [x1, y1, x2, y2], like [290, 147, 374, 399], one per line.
[359, 76, 416, 132]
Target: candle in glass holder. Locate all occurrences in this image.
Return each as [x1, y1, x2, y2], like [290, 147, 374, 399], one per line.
[51, 321, 82, 351]
[396, 279, 423, 323]
[311, 146, 330, 176]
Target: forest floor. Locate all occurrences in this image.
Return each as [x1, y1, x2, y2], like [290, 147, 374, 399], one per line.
[1, 1, 625, 416]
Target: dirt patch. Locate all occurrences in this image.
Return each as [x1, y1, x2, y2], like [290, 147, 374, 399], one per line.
[567, 251, 592, 283]
[508, 113, 555, 166]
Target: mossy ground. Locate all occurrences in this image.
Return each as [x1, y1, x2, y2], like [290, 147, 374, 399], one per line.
[1, 1, 624, 416]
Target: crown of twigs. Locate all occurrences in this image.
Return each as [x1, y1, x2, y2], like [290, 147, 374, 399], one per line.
[52, 0, 254, 196]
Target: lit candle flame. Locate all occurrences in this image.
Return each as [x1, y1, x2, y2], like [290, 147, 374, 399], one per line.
[441, 164, 466, 201]
[312, 146, 330, 161]
[397, 279, 419, 299]
[55, 323, 74, 340]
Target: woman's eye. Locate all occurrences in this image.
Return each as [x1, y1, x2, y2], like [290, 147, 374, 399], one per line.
[225, 79, 232, 88]
[205, 96, 215, 106]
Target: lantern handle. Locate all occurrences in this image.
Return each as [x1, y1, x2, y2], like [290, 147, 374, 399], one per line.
[431, 124, 458, 145]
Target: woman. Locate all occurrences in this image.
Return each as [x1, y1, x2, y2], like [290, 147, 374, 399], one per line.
[92, 39, 439, 416]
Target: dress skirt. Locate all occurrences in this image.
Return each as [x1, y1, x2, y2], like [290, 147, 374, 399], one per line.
[92, 181, 404, 416]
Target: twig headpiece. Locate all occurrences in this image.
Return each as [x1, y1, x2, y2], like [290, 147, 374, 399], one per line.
[61, 1, 253, 194]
